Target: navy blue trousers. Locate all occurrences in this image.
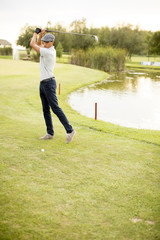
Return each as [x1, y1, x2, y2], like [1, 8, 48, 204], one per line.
[39, 78, 73, 135]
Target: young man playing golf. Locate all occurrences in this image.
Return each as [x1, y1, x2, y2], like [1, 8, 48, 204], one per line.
[30, 28, 75, 143]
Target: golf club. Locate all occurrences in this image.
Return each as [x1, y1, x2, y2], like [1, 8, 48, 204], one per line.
[45, 29, 98, 42]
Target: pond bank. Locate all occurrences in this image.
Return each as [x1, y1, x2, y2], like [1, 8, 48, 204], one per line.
[68, 70, 160, 131]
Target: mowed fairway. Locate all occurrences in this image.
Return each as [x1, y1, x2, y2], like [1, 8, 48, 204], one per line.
[0, 59, 160, 240]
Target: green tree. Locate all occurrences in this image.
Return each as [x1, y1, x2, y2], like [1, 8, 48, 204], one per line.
[145, 32, 153, 59]
[70, 18, 96, 50]
[46, 23, 72, 52]
[56, 42, 63, 58]
[150, 31, 160, 55]
[98, 26, 111, 46]
[17, 24, 35, 56]
[109, 24, 147, 58]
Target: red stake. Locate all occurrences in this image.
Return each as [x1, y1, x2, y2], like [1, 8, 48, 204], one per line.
[59, 83, 60, 95]
[95, 102, 97, 120]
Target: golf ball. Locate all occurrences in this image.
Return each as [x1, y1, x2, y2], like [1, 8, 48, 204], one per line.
[41, 149, 45, 152]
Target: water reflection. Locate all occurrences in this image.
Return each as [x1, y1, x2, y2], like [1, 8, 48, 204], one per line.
[68, 71, 160, 130]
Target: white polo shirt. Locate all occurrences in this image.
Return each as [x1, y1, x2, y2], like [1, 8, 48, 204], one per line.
[40, 46, 56, 81]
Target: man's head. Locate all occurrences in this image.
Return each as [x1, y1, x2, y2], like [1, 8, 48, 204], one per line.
[41, 33, 55, 48]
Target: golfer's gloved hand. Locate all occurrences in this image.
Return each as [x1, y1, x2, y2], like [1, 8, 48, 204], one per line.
[35, 28, 41, 34]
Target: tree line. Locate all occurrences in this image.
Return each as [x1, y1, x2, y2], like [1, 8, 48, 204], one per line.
[17, 18, 160, 59]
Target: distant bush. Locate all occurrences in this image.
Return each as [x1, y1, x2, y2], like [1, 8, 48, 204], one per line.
[0, 47, 12, 56]
[70, 47, 126, 72]
[56, 42, 63, 58]
[31, 52, 40, 62]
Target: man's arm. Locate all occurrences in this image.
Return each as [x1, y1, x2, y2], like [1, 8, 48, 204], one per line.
[30, 33, 40, 53]
[37, 30, 45, 47]
[30, 29, 46, 53]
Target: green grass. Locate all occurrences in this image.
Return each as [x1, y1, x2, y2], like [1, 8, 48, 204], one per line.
[56, 54, 71, 64]
[129, 56, 160, 62]
[0, 59, 160, 240]
[126, 55, 160, 72]
[0, 55, 12, 60]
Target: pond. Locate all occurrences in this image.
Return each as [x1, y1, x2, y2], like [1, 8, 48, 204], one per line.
[68, 70, 160, 130]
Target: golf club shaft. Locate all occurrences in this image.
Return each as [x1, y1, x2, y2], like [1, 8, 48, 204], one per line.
[46, 29, 95, 38]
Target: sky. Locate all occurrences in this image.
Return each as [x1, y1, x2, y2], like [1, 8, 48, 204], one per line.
[1, 0, 160, 47]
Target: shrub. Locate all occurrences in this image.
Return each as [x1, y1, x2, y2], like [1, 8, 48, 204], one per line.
[70, 47, 126, 72]
[31, 52, 40, 62]
[0, 47, 13, 56]
[56, 42, 63, 58]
